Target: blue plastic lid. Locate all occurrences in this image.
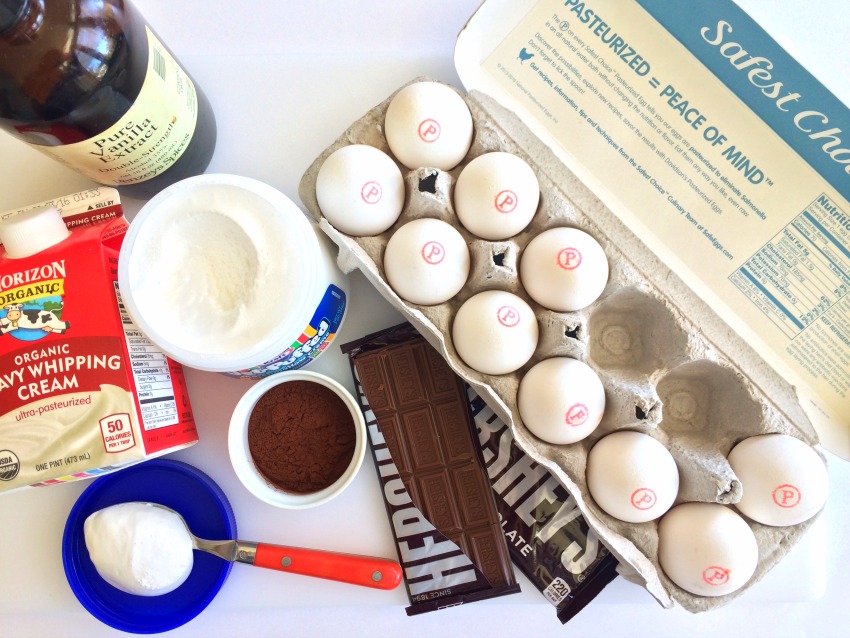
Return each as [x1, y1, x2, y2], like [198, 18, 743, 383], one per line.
[62, 459, 238, 634]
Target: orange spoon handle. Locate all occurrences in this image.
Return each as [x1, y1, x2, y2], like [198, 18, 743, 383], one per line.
[253, 543, 402, 590]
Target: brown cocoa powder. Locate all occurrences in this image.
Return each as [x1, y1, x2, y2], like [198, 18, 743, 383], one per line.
[247, 380, 356, 494]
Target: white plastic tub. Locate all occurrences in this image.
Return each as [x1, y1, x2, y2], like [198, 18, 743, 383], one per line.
[117, 174, 348, 377]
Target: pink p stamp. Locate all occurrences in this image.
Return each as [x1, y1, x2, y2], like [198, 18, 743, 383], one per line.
[631, 488, 657, 510]
[421, 241, 445, 265]
[494, 189, 518, 214]
[772, 484, 802, 508]
[565, 403, 589, 426]
[557, 247, 582, 270]
[418, 118, 441, 143]
[702, 566, 730, 586]
[497, 305, 520, 327]
[361, 181, 382, 204]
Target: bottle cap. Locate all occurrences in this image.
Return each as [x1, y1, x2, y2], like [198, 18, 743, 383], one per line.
[0, 207, 70, 258]
[0, 0, 25, 33]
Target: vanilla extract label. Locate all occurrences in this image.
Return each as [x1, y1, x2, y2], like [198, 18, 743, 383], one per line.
[33, 28, 198, 186]
[90, 119, 159, 163]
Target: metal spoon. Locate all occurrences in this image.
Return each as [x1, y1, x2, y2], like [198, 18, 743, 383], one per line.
[139, 502, 402, 590]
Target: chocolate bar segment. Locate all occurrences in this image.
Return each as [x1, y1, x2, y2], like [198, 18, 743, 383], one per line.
[345, 325, 519, 613]
[467, 387, 620, 623]
[345, 323, 619, 622]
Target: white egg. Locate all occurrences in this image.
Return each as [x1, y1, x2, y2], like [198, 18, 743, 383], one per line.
[383, 218, 470, 305]
[315, 144, 405, 236]
[451, 290, 538, 375]
[384, 82, 473, 171]
[517, 358, 605, 445]
[453, 152, 540, 240]
[520, 227, 609, 311]
[658, 502, 758, 597]
[728, 434, 828, 526]
[585, 431, 679, 522]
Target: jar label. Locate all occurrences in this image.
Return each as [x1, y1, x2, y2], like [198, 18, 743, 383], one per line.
[225, 285, 348, 379]
[33, 27, 198, 186]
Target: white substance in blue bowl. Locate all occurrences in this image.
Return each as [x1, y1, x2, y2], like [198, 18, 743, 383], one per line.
[84, 502, 194, 596]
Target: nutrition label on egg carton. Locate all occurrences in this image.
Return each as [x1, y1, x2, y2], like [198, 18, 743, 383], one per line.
[113, 283, 179, 429]
[731, 193, 850, 339]
[731, 193, 850, 399]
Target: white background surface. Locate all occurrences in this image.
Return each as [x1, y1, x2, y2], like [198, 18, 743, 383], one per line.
[1, 1, 849, 636]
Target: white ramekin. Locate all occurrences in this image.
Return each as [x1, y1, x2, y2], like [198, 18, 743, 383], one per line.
[228, 371, 366, 509]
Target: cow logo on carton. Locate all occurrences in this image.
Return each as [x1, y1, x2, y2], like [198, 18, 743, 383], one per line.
[0, 259, 71, 342]
[0, 299, 70, 342]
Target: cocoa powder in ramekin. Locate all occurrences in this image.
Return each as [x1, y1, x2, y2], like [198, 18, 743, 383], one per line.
[247, 381, 355, 493]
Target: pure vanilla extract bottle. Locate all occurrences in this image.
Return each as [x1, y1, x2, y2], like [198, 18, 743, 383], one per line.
[0, 0, 216, 198]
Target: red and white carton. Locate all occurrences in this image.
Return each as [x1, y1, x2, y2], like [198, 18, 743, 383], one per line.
[0, 187, 198, 494]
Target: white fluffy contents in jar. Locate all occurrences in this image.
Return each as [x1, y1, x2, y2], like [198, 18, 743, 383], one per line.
[453, 152, 540, 240]
[585, 430, 679, 523]
[517, 357, 605, 445]
[315, 144, 405, 236]
[728, 433, 828, 526]
[658, 503, 758, 597]
[519, 227, 609, 311]
[451, 290, 538, 375]
[383, 218, 470, 305]
[84, 503, 194, 596]
[124, 184, 299, 357]
[384, 81, 473, 171]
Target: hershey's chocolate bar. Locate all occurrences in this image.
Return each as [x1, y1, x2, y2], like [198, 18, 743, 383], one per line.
[344, 323, 619, 622]
[466, 387, 619, 623]
[344, 326, 520, 614]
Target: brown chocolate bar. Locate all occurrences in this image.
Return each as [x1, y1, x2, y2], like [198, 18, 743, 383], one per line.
[345, 325, 520, 613]
[467, 388, 619, 623]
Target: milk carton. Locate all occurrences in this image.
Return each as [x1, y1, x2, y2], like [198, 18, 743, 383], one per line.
[0, 188, 197, 493]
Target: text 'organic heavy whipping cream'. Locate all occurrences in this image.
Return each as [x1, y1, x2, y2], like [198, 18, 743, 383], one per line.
[0, 189, 197, 494]
[117, 174, 349, 378]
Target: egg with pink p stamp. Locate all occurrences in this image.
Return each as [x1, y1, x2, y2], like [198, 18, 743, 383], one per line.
[454, 152, 540, 240]
[383, 218, 470, 305]
[585, 430, 680, 523]
[452, 290, 538, 375]
[517, 357, 606, 445]
[315, 144, 405, 236]
[728, 433, 828, 527]
[520, 227, 609, 312]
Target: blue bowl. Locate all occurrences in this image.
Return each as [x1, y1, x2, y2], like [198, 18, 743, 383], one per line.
[62, 459, 237, 634]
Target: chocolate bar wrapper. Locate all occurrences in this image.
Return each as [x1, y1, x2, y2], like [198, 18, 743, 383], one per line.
[343, 324, 521, 615]
[466, 387, 619, 623]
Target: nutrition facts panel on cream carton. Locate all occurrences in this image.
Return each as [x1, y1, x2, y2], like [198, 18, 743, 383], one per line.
[456, 0, 850, 458]
[114, 283, 180, 429]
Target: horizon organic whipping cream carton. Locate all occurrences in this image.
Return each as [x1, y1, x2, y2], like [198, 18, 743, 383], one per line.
[0, 188, 197, 494]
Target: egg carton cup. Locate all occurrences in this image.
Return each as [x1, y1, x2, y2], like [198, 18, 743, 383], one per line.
[298, 79, 824, 613]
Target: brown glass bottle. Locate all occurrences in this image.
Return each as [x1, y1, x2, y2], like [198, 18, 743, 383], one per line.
[0, 0, 216, 199]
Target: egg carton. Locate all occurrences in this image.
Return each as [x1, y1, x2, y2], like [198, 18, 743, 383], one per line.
[298, 79, 824, 613]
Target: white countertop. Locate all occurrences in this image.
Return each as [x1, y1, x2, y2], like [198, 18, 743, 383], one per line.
[1, 1, 849, 636]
